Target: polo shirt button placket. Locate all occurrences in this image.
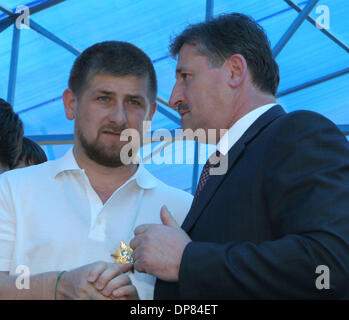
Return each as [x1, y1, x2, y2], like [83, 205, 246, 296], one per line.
[88, 202, 106, 240]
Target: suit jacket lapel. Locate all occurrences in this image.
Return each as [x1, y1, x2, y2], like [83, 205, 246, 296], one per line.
[181, 105, 286, 233]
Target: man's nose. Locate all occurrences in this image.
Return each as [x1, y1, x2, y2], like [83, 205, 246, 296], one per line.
[169, 82, 185, 111]
[108, 102, 127, 125]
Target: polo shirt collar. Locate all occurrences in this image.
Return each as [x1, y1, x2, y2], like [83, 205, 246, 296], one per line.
[51, 147, 157, 190]
[134, 164, 158, 189]
[52, 147, 81, 177]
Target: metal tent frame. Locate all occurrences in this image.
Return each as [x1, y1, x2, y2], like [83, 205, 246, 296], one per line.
[0, 0, 348, 194]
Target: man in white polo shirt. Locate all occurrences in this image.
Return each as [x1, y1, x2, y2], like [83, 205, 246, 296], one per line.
[0, 41, 193, 300]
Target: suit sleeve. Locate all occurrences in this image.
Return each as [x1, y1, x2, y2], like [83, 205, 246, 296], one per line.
[178, 112, 349, 299]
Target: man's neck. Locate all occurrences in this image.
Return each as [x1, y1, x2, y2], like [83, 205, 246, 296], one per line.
[226, 90, 276, 131]
[73, 146, 138, 204]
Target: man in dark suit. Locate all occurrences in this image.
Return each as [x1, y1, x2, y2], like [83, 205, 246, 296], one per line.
[130, 13, 349, 299]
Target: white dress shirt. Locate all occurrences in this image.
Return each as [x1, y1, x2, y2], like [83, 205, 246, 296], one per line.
[0, 148, 193, 299]
[217, 103, 277, 155]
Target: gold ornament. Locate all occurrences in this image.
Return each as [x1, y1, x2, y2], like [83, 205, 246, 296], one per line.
[111, 241, 134, 264]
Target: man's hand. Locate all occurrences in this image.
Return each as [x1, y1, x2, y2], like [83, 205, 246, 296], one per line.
[130, 206, 192, 282]
[56, 261, 138, 300]
[88, 262, 138, 300]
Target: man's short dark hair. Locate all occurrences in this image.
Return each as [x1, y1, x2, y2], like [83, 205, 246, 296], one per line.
[68, 41, 157, 104]
[169, 13, 280, 96]
[0, 99, 23, 169]
[16, 137, 47, 167]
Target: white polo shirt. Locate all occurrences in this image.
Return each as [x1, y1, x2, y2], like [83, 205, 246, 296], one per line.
[0, 148, 193, 299]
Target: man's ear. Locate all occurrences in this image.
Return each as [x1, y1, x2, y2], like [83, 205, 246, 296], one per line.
[224, 54, 248, 89]
[62, 88, 77, 120]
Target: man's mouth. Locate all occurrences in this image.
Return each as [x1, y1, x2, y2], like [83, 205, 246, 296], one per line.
[177, 103, 190, 118]
[179, 110, 190, 117]
[102, 131, 121, 136]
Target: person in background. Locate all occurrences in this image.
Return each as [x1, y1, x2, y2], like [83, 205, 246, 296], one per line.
[0, 99, 23, 174]
[14, 137, 48, 169]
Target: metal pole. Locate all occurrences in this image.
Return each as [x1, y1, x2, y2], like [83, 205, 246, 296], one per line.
[273, 0, 319, 57]
[285, 0, 349, 53]
[0, 3, 13, 15]
[7, 24, 20, 105]
[30, 0, 66, 15]
[337, 125, 349, 136]
[157, 105, 181, 126]
[27, 134, 74, 145]
[29, 19, 81, 56]
[277, 67, 349, 97]
[142, 140, 173, 163]
[0, 16, 15, 33]
[205, 0, 214, 21]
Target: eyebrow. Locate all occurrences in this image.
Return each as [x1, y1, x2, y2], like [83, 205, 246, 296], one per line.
[93, 89, 115, 95]
[91, 90, 146, 102]
[176, 67, 188, 75]
[125, 94, 146, 102]
[175, 67, 193, 77]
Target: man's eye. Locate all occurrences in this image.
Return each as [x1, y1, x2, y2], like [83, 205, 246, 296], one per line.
[97, 96, 111, 102]
[181, 73, 188, 80]
[129, 99, 140, 105]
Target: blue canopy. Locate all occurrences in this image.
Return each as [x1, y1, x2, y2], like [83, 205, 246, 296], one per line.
[0, 0, 348, 192]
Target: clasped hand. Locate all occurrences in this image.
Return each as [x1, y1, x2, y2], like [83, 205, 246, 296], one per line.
[56, 261, 138, 300]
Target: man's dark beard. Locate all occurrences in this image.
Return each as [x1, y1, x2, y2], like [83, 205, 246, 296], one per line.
[77, 126, 131, 168]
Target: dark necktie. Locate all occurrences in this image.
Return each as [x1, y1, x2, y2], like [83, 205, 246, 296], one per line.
[193, 151, 221, 200]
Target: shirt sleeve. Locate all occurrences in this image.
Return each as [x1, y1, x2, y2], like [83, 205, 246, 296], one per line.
[0, 175, 16, 271]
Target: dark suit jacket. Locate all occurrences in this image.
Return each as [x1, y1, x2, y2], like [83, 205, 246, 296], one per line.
[154, 105, 349, 299]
